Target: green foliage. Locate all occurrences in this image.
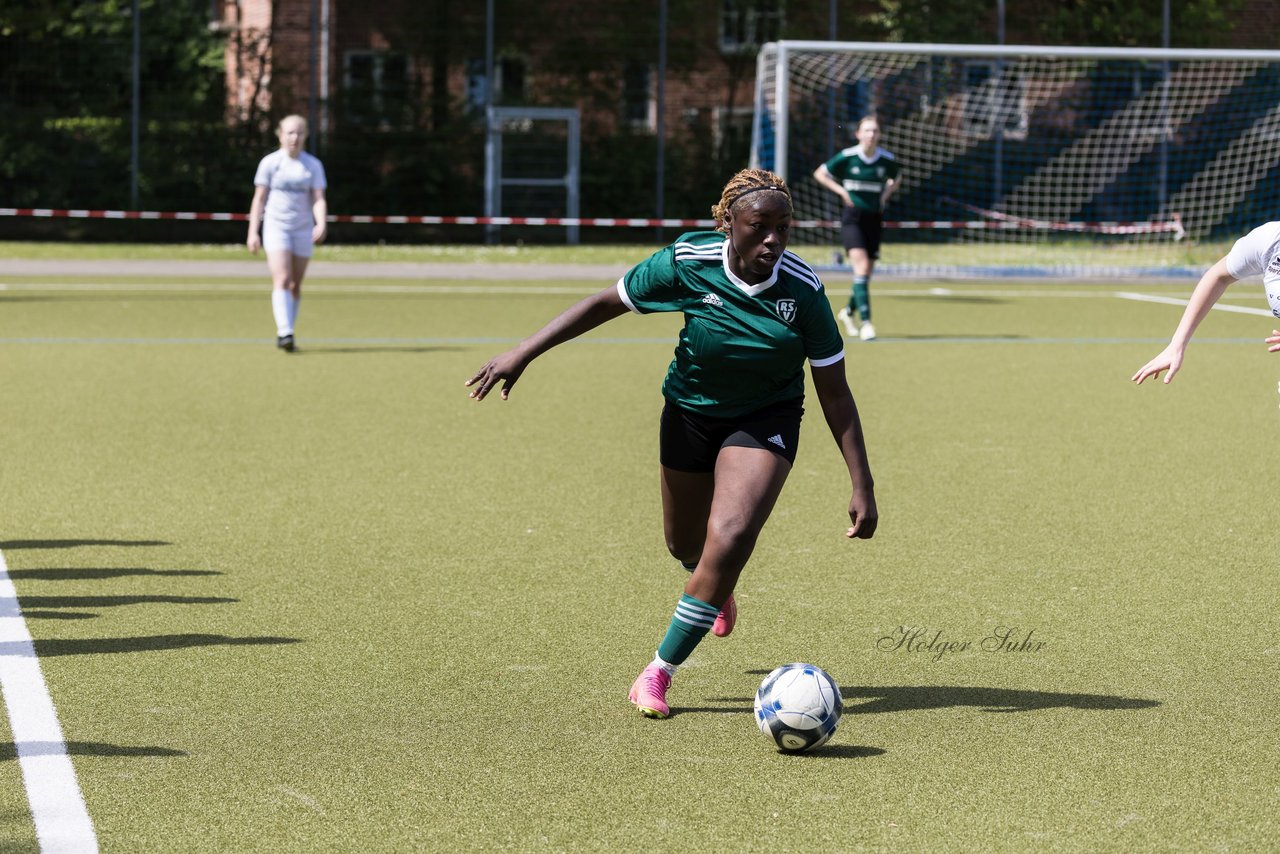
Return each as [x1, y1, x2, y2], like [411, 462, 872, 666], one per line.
[859, 0, 1247, 46]
[0, 0, 241, 212]
[1030, 0, 1247, 47]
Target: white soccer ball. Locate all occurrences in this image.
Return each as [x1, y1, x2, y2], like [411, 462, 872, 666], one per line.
[753, 663, 842, 753]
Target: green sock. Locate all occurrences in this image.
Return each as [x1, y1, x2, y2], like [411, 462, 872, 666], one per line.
[851, 276, 871, 322]
[656, 593, 718, 666]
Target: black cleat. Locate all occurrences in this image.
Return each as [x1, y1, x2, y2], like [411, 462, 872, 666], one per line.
[277, 334, 295, 352]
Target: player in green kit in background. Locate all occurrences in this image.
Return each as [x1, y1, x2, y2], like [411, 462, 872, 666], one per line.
[813, 116, 902, 341]
[465, 168, 878, 719]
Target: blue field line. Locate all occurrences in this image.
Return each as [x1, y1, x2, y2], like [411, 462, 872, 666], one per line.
[817, 264, 1203, 279]
[0, 335, 1265, 346]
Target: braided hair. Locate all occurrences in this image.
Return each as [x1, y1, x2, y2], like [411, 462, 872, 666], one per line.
[711, 168, 792, 233]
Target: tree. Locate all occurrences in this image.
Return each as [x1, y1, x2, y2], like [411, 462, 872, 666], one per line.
[0, 0, 241, 216]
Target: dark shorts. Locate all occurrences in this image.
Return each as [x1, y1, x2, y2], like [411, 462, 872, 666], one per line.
[660, 399, 804, 473]
[841, 208, 884, 260]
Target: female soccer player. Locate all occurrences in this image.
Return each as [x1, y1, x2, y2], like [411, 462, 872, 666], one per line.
[465, 168, 878, 719]
[247, 114, 328, 352]
[812, 116, 902, 342]
[1132, 220, 1280, 384]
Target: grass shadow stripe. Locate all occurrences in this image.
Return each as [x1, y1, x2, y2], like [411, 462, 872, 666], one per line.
[13, 634, 301, 657]
[17, 595, 237, 609]
[5, 568, 221, 581]
[0, 741, 188, 761]
[842, 685, 1161, 714]
[0, 539, 169, 550]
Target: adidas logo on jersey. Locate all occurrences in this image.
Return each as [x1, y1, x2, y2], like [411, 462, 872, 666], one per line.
[767, 434, 786, 449]
[702, 293, 724, 307]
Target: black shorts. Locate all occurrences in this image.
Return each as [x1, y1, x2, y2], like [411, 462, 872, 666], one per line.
[660, 399, 804, 473]
[840, 208, 884, 260]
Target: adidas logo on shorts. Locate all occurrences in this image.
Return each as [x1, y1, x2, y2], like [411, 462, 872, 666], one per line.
[767, 434, 786, 449]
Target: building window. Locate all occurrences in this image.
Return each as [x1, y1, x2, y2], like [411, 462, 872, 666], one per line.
[344, 50, 409, 128]
[713, 106, 755, 160]
[623, 61, 654, 131]
[720, 0, 785, 55]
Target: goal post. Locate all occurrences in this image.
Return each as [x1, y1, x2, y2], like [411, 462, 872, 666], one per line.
[485, 106, 581, 244]
[752, 41, 1280, 277]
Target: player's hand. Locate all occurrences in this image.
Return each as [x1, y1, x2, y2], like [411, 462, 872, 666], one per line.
[1131, 345, 1182, 385]
[313, 224, 327, 244]
[465, 350, 528, 401]
[846, 487, 878, 539]
[247, 233, 261, 254]
[1267, 330, 1280, 352]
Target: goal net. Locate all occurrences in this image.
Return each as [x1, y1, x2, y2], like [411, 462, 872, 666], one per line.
[751, 42, 1280, 278]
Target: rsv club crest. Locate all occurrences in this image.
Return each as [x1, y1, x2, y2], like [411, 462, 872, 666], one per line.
[775, 299, 797, 322]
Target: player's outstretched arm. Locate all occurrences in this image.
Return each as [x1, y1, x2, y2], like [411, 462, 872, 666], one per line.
[1131, 344, 1185, 386]
[811, 164, 852, 207]
[466, 284, 629, 401]
[811, 360, 877, 539]
[1132, 257, 1236, 385]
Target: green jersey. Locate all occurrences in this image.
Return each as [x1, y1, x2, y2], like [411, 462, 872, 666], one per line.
[824, 146, 901, 213]
[618, 231, 845, 418]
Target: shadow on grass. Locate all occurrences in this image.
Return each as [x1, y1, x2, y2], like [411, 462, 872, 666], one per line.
[14, 594, 237, 620]
[290, 345, 462, 355]
[3, 634, 300, 657]
[843, 685, 1161, 714]
[0, 539, 170, 549]
[5, 567, 220, 581]
[883, 333, 1026, 341]
[780, 744, 886, 759]
[893, 294, 1006, 305]
[682, 699, 888, 759]
[0, 742, 187, 760]
[16, 595, 236, 609]
[738, 673, 1160, 715]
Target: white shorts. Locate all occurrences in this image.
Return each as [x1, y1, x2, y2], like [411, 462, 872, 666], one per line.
[262, 221, 314, 257]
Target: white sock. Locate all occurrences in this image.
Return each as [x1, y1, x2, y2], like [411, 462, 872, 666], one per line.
[650, 654, 677, 677]
[285, 291, 299, 330]
[271, 290, 291, 336]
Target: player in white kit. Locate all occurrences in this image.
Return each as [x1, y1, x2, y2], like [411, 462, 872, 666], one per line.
[247, 114, 328, 352]
[1132, 221, 1280, 384]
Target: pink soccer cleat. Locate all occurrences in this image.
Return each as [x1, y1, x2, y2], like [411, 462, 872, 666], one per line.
[628, 664, 672, 719]
[712, 594, 737, 637]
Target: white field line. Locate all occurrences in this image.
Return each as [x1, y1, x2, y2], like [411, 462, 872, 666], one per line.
[1116, 291, 1275, 317]
[0, 550, 98, 853]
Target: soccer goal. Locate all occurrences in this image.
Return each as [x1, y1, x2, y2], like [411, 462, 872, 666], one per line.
[751, 42, 1280, 277]
[485, 106, 581, 244]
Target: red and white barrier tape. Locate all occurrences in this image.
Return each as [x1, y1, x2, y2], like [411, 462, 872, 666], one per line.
[940, 197, 1185, 238]
[0, 206, 1184, 235]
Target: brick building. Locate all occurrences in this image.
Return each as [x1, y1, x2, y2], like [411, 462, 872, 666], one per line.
[216, 1, 827, 153]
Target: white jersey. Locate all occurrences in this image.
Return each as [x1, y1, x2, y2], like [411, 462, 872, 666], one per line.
[1224, 221, 1280, 318]
[254, 149, 327, 230]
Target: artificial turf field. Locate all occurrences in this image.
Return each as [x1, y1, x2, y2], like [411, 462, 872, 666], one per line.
[1, 256, 1278, 852]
